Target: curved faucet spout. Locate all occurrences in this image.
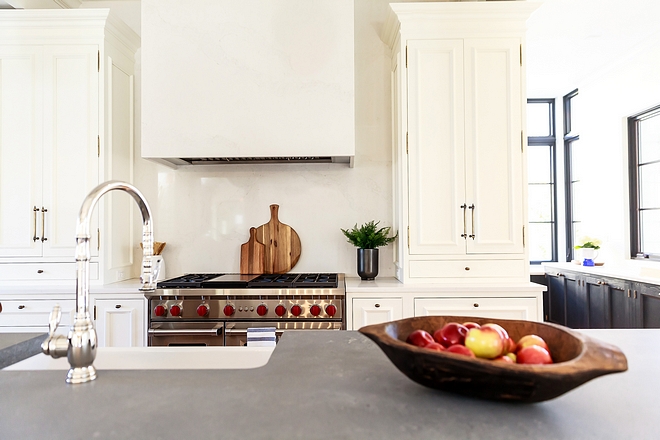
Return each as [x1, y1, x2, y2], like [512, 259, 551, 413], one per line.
[43, 180, 156, 384]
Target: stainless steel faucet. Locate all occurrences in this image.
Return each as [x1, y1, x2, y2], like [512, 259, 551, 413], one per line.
[41, 180, 156, 384]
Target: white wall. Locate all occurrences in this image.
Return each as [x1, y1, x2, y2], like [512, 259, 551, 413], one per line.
[570, 32, 660, 267]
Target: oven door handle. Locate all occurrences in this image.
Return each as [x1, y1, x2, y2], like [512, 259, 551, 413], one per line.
[148, 329, 222, 336]
[225, 329, 284, 336]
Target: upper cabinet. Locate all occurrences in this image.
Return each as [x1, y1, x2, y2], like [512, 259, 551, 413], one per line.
[383, 2, 539, 284]
[0, 10, 140, 284]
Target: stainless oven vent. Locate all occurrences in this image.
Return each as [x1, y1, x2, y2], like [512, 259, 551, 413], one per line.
[184, 156, 337, 165]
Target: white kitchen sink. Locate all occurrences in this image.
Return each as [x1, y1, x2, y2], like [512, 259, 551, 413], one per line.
[3, 346, 275, 371]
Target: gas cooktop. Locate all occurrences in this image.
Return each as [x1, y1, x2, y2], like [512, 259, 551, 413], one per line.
[156, 273, 340, 289]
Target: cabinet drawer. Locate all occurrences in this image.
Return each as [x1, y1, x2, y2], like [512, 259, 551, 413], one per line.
[414, 297, 538, 321]
[352, 298, 403, 330]
[0, 262, 98, 281]
[0, 299, 75, 329]
[409, 259, 525, 279]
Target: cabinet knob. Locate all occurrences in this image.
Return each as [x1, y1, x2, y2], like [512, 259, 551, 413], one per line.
[0, 302, 3, 313]
[473, 303, 479, 308]
[597, 280, 607, 285]
[115, 304, 122, 309]
[18, 305, 26, 309]
[374, 304, 381, 308]
[465, 267, 470, 271]
[37, 269, 44, 274]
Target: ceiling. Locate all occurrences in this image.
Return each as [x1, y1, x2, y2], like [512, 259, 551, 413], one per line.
[2, 0, 659, 98]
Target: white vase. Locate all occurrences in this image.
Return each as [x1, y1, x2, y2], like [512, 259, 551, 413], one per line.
[581, 248, 597, 266]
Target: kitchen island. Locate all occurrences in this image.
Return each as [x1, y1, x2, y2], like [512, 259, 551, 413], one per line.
[0, 329, 657, 439]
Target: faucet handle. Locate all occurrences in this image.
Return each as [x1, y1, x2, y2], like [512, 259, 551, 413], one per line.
[42, 304, 68, 359]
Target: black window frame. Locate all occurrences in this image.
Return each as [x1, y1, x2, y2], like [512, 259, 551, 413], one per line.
[628, 103, 660, 260]
[527, 98, 558, 264]
[563, 89, 579, 261]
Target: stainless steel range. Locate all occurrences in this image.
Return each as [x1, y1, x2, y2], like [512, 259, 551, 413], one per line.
[145, 273, 345, 346]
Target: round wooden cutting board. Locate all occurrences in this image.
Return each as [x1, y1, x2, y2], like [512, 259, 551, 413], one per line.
[254, 204, 301, 274]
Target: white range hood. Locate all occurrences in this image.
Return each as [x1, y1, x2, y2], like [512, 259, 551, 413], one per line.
[141, 0, 355, 167]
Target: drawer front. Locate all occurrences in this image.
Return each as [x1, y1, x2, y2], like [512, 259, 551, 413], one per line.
[0, 263, 98, 281]
[414, 297, 538, 321]
[352, 298, 403, 330]
[409, 259, 525, 279]
[0, 299, 76, 329]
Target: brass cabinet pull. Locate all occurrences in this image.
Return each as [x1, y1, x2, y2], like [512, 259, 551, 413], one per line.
[627, 289, 631, 298]
[597, 280, 607, 285]
[18, 305, 26, 310]
[115, 304, 122, 309]
[634, 290, 638, 299]
[468, 204, 475, 239]
[32, 206, 39, 242]
[460, 204, 467, 238]
[40, 207, 48, 242]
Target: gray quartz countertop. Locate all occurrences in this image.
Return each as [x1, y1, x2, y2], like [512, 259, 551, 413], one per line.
[0, 333, 46, 370]
[0, 329, 657, 439]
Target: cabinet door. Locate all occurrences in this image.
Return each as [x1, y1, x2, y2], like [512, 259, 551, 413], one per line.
[407, 39, 466, 256]
[545, 273, 566, 325]
[0, 46, 43, 257]
[565, 273, 587, 328]
[610, 282, 636, 328]
[0, 299, 75, 334]
[95, 299, 145, 347]
[584, 276, 610, 329]
[414, 297, 538, 321]
[42, 45, 99, 258]
[352, 298, 403, 330]
[639, 283, 660, 328]
[464, 38, 523, 255]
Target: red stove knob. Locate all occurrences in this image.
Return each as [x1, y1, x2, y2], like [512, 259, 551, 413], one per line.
[256, 304, 268, 316]
[310, 304, 322, 316]
[274, 304, 287, 317]
[154, 304, 167, 317]
[325, 304, 337, 317]
[223, 304, 235, 317]
[170, 304, 182, 317]
[291, 304, 303, 316]
[197, 303, 209, 317]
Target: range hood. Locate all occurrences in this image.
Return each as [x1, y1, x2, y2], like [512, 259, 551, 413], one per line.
[141, 0, 355, 168]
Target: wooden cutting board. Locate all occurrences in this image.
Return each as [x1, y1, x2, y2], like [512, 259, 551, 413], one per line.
[240, 227, 265, 274]
[254, 204, 301, 274]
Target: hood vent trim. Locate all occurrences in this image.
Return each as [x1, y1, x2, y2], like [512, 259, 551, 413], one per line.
[180, 157, 343, 165]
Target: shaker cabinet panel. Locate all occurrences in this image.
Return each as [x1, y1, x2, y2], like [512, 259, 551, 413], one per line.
[414, 297, 538, 321]
[352, 298, 403, 330]
[94, 298, 145, 347]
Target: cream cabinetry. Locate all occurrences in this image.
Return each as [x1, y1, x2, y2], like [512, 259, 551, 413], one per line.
[414, 297, 538, 321]
[384, 2, 539, 283]
[0, 10, 139, 284]
[0, 296, 75, 334]
[93, 296, 146, 347]
[351, 297, 403, 330]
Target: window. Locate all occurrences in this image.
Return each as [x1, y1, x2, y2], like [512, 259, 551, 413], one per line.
[629, 104, 660, 259]
[563, 89, 580, 261]
[527, 99, 557, 263]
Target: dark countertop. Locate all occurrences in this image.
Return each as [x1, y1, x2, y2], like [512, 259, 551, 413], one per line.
[0, 329, 657, 439]
[0, 333, 46, 370]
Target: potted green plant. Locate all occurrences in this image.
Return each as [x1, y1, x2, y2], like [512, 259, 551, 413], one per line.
[341, 221, 398, 280]
[574, 237, 601, 266]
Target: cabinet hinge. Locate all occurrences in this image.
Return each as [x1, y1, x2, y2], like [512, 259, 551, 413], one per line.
[521, 130, 524, 153]
[407, 226, 410, 249]
[406, 132, 409, 154]
[522, 226, 525, 247]
[97, 50, 100, 72]
[405, 46, 408, 68]
[520, 44, 523, 66]
[97, 229, 100, 251]
[93, 305, 96, 321]
[97, 135, 100, 157]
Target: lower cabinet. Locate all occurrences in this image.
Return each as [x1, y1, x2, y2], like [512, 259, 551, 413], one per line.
[351, 298, 403, 330]
[414, 297, 538, 320]
[93, 297, 146, 347]
[0, 297, 75, 334]
[545, 269, 660, 329]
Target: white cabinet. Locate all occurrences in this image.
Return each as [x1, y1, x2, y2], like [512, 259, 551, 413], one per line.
[351, 297, 403, 330]
[384, 2, 539, 283]
[414, 297, 539, 321]
[94, 297, 146, 347]
[0, 297, 75, 334]
[0, 10, 140, 284]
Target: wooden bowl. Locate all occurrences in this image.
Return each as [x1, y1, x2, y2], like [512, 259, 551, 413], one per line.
[358, 316, 628, 403]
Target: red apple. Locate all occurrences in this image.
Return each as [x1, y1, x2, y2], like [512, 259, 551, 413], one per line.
[445, 344, 475, 357]
[504, 337, 517, 354]
[406, 329, 435, 347]
[517, 345, 553, 365]
[462, 322, 481, 330]
[494, 355, 515, 363]
[433, 322, 469, 348]
[516, 334, 549, 353]
[464, 327, 507, 359]
[424, 342, 446, 352]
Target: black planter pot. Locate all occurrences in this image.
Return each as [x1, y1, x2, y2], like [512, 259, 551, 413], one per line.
[357, 248, 379, 280]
